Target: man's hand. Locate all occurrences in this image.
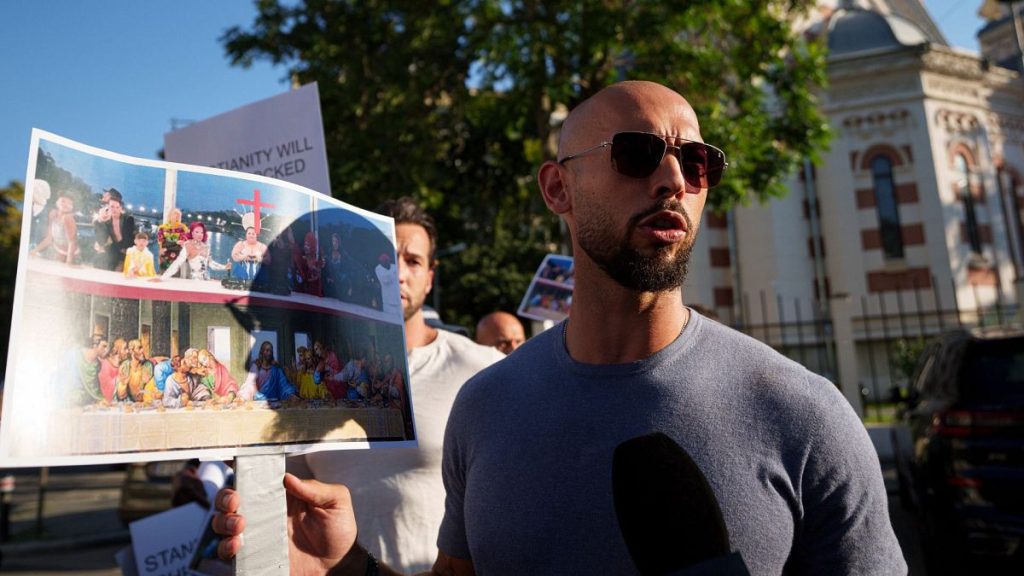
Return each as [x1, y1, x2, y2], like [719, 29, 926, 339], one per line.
[212, 473, 361, 574]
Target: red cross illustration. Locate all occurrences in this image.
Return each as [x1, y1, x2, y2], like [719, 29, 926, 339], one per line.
[236, 189, 276, 235]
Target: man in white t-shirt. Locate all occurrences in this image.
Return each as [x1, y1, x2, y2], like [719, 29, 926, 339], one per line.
[288, 197, 504, 573]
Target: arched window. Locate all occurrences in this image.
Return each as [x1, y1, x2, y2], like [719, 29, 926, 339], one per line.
[871, 156, 903, 259]
[955, 154, 982, 254]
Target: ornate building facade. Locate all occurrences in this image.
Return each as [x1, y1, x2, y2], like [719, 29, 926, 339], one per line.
[684, 0, 1024, 412]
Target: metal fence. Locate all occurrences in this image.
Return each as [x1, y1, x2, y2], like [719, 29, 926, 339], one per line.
[725, 276, 1020, 421]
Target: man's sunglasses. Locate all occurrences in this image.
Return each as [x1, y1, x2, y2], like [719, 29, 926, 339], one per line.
[558, 131, 728, 189]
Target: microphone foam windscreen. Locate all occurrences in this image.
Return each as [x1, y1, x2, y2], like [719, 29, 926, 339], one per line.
[612, 432, 730, 575]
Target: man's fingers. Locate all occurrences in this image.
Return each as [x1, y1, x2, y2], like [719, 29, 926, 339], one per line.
[216, 534, 243, 561]
[214, 488, 240, 513]
[211, 489, 244, 537]
[211, 511, 245, 536]
[282, 472, 352, 510]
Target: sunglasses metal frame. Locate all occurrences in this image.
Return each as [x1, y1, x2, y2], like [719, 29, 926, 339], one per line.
[557, 131, 728, 188]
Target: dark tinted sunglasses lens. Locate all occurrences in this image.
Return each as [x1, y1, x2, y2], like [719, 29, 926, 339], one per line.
[680, 143, 725, 188]
[611, 133, 665, 178]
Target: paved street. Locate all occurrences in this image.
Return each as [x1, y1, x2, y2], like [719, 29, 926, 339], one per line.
[882, 465, 927, 575]
[0, 466, 127, 574]
[1, 543, 123, 575]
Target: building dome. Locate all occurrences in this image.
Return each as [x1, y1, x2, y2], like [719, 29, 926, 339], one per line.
[826, 6, 929, 57]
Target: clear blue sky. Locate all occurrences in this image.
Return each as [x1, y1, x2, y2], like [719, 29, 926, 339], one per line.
[0, 1, 989, 189]
[1, 1, 287, 188]
[923, 0, 989, 47]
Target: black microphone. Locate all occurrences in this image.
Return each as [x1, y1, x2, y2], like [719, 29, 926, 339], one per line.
[612, 432, 750, 576]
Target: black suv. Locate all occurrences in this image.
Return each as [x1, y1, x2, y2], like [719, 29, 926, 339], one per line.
[892, 327, 1024, 573]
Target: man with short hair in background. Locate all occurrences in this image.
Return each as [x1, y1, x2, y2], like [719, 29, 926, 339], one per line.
[474, 311, 526, 355]
[288, 197, 504, 573]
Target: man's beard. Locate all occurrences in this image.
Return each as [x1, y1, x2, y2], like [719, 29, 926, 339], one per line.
[576, 199, 694, 292]
[403, 291, 426, 322]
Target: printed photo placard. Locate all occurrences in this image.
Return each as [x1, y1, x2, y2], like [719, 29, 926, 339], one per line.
[517, 254, 574, 323]
[0, 130, 415, 466]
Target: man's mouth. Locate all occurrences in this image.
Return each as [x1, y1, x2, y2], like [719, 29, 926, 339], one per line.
[636, 210, 688, 243]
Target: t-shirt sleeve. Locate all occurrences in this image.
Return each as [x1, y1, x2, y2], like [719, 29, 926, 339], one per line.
[437, 393, 472, 560]
[790, 376, 907, 575]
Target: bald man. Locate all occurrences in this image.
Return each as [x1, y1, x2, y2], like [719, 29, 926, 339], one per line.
[474, 311, 526, 354]
[213, 81, 905, 575]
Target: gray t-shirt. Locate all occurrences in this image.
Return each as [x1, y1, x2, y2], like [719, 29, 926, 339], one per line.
[439, 312, 906, 575]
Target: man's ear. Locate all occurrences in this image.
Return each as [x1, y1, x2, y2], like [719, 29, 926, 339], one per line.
[538, 161, 572, 215]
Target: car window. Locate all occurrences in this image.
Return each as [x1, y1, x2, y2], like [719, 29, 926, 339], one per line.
[959, 337, 1024, 406]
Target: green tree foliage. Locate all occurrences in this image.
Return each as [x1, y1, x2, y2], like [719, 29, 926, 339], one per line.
[35, 149, 98, 211]
[223, 0, 830, 330]
[0, 180, 25, 372]
[891, 337, 927, 385]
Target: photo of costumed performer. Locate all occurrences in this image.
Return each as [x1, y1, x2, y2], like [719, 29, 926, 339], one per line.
[30, 194, 78, 265]
[222, 219, 272, 291]
[93, 193, 136, 271]
[122, 232, 156, 279]
[157, 221, 227, 281]
[156, 207, 190, 271]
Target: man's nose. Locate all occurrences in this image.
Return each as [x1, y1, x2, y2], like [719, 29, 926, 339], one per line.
[648, 154, 689, 199]
[397, 260, 409, 283]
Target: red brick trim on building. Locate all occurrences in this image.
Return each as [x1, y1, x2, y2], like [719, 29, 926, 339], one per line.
[902, 223, 925, 245]
[856, 183, 919, 208]
[705, 212, 727, 229]
[859, 225, 924, 251]
[866, 268, 932, 292]
[861, 229, 881, 250]
[894, 183, 918, 203]
[948, 142, 977, 168]
[713, 287, 734, 307]
[710, 248, 731, 268]
[856, 188, 875, 209]
[860, 144, 907, 171]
